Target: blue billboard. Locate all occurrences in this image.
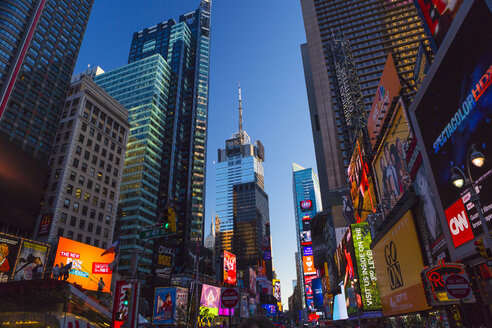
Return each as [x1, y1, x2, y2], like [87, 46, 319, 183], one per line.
[152, 287, 176, 324]
[312, 278, 324, 310]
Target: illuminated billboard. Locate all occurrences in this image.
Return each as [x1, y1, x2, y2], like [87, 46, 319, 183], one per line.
[372, 98, 412, 214]
[303, 255, 317, 275]
[200, 284, 220, 317]
[367, 54, 401, 149]
[0, 233, 22, 282]
[300, 230, 312, 245]
[351, 223, 381, 311]
[152, 287, 188, 325]
[347, 135, 377, 222]
[372, 211, 430, 316]
[12, 239, 49, 281]
[53, 237, 113, 291]
[273, 279, 281, 302]
[300, 200, 313, 210]
[411, 0, 492, 250]
[223, 250, 237, 285]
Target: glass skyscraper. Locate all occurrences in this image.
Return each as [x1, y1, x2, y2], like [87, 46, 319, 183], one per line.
[292, 163, 322, 307]
[300, 0, 431, 215]
[0, 0, 94, 162]
[96, 0, 211, 273]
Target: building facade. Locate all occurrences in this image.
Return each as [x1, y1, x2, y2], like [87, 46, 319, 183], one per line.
[292, 163, 322, 307]
[95, 54, 172, 273]
[0, 0, 94, 162]
[37, 74, 129, 249]
[300, 0, 432, 214]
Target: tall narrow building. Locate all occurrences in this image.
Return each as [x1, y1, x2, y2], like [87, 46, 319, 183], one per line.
[292, 163, 322, 308]
[96, 0, 211, 274]
[300, 0, 431, 215]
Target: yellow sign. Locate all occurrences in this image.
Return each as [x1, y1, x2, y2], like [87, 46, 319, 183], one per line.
[372, 211, 430, 316]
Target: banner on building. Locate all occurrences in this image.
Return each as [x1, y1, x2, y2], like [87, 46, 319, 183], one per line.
[153, 287, 176, 324]
[12, 238, 49, 281]
[200, 284, 221, 317]
[223, 250, 237, 285]
[0, 233, 22, 282]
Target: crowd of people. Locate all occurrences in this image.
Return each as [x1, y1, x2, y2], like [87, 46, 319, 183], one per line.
[51, 262, 72, 280]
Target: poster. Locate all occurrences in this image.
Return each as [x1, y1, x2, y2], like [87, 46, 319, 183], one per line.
[273, 279, 281, 302]
[0, 233, 22, 282]
[249, 267, 256, 295]
[12, 239, 49, 281]
[200, 284, 220, 317]
[153, 287, 176, 324]
[303, 255, 317, 275]
[223, 250, 237, 285]
[155, 243, 174, 281]
[312, 278, 324, 310]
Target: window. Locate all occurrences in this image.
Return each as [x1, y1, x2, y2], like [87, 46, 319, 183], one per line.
[73, 202, 79, 213]
[86, 138, 92, 147]
[89, 167, 95, 177]
[57, 228, 64, 237]
[79, 219, 85, 230]
[111, 180, 116, 188]
[93, 196, 98, 206]
[94, 239, 99, 247]
[89, 127, 94, 136]
[97, 171, 102, 181]
[98, 213, 103, 222]
[75, 188, 82, 198]
[77, 234, 82, 242]
[102, 187, 108, 197]
[104, 176, 109, 184]
[82, 122, 87, 131]
[60, 212, 67, 223]
[90, 210, 96, 219]
[78, 175, 85, 185]
[96, 225, 101, 236]
[95, 184, 100, 193]
[108, 203, 113, 213]
[85, 236, 91, 244]
[81, 163, 87, 172]
[104, 228, 109, 238]
[105, 215, 111, 225]
[70, 216, 76, 226]
[78, 134, 84, 143]
[67, 231, 74, 239]
[58, 156, 65, 164]
[72, 158, 79, 168]
[102, 241, 107, 249]
[99, 159, 105, 169]
[88, 223, 93, 232]
[84, 192, 90, 202]
[109, 191, 115, 200]
[75, 146, 82, 155]
[82, 205, 88, 215]
[66, 184, 73, 194]
[87, 180, 93, 189]
[69, 171, 76, 181]
[113, 168, 118, 177]
[51, 182, 58, 191]
[84, 151, 90, 160]
[100, 200, 105, 209]
[63, 198, 70, 208]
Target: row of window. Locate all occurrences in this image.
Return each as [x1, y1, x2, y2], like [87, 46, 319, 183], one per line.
[57, 227, 107, 249]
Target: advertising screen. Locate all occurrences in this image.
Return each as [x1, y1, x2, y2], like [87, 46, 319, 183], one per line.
[422, 262, 464, 305]
[200, 284, 220, 317]
[249, 267, 256, 295]
[303, 246, 313, 257]
[154, 242, 174, 281]
[312, 278, 324, 310]
[12, 239, 49, 281]
[53, 237, 113, 291]
[303, 255, 317, 276]
[414, 0, 464, 48]
[223, 250, 237, 285]
[300, 200, 313, 211]
[372, 211, 430, 316]
[0, 233, 22, 282]
[351, 223, 381, 311]
[153, 287, 176, 324]
[373, 98, 412, 214]
[175, 287, 188, 324]
[273, 279, 281, 302]
[348, 136, 377, 222]
[300, 231, 312, 245]
[412, 0, 492, 249]
[367, 54, 401, 149]
[302, 215, 311, 231]
[261, 304, 276, 316]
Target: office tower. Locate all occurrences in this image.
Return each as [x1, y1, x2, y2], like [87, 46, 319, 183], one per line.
[37, 73, 129, 248]
[292, 163, 322, 307]
[216, 86, 265, 253]
[300, 0, 431, 212]
[95, 54, 171, 273]
[0, 0, 94, 162]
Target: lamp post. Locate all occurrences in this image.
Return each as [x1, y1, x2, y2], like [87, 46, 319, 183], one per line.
[450, 144, 491, 247]
[351, 278, 362, 328]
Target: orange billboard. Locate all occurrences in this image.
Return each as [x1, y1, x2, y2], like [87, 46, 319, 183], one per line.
[367, 53, 401, 149]
[303, 255, 316, 276]
[53, 237, 114, 291]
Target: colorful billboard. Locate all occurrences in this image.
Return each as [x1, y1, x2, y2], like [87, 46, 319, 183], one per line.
[372, 211, 430, 316]
[300, 231, 312, 245]
[273, 279, 281, 302]
[312, 278, 324, 310]
[154, 242, 174, 281]
[249, 267, 256, 295]
[422, 261, 465, 306]
[261, 304, 277, 316]
[347, 136, 377, 222]
[351, 223, 381, 311]
[200, 284, 220, 317]
[367, 54, 401, 149]
[37, 213, 53, 236]
[412, 0, 492, 251]
[300, 200, 313, 211]
[53, 237, 113, 291]
[372, 98, 412, 214]
[303, 255, 317, 276]
[223, 250, 237, 285]
[12, 239, 49, 281]
[153, 287, 175, 324]
[0, 233, 22, 282]
[414, 0, 464, 48]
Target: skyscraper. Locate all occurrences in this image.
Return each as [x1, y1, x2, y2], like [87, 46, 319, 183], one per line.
[216, 86, 265, 251]
[0, 0, 94, 162]
[300, 0, 431, 214]
[96, 0, 211, 273]
[292, 163, 322, 307]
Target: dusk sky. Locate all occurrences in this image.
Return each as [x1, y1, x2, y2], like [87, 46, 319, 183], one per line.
[74, 0, 318, 307]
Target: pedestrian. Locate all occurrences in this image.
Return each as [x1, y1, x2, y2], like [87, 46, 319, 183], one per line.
[52, 264, 60, 280]
[239, 316, 275, 328]
[62, 262, 72, 281]
[58, 262, 64, 280]
[97, 277, 105, 299]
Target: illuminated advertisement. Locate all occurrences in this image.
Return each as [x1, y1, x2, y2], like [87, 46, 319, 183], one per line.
[373, 98, 412, 214]
[37, 213, 53, 236]
[412, 0, 492, 250]
[303, 255, 317, 275]
[261, 304, 276, 316]
[367, 54, 401, 149]
[223, 250, 237, 285]
[302, 215, 311, 231]
[351, 223, 381, 311]
[414, 0, 464, 48]
[312, 278, 324, 310]
[153, 287, 176, 324]
[300, 200, 313, 210]
[303, 246, 313, 257]
[422, 261, 465, 306]
[0, 233, 21, 282]
[300, 231, 312, 245]
[249, 267, 256, 295]
[12, 239, 49, 281]
[305, 275, 316, 297]
[273, 279, 281, 302]
[348, 136, 377, 222]
[154, 242, 174, 281]
[200, 284, 220, 317]
[53, 237, 113, 291]
[372, 211, 430, 316]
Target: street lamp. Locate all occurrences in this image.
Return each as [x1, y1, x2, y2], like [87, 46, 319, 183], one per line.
[450, 144, 490, 249]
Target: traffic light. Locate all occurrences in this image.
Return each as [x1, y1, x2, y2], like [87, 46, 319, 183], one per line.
[123, 289, 131, 306]
[474, 238, 492, 258]
[162, 207, 176, 232]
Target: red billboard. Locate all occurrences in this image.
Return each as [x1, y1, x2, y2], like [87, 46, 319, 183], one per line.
[223, 250, 237, 285]
[445, 199, 474, 248]
[37, 214, 53, 236]
[300, 200, 313, 210]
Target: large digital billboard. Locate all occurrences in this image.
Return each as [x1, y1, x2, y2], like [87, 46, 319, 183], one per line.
[223, 250, 237, 285]
[412, 0, 492, 251]
[351, 223, 381, 311]
[12, 239, 49, 281]
[348, 136, 377, 222]
[53, 237, 113, 291]
[373, 98, 412, 214]
[200, 284, 220, 317]
[303, 255, 317, 275]
[273, 279, 281, 302]
[372, 211, 430, 316]
[367, 54, 401, 149]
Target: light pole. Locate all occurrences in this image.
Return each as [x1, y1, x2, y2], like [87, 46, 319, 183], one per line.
[351, 278, 362, 328]
[450, 144, 491, 248]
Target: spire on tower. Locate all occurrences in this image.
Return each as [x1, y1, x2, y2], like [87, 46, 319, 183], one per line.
[238, 83, 243, 133]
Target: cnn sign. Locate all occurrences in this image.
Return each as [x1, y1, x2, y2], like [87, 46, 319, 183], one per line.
[445, 199, 474, 248]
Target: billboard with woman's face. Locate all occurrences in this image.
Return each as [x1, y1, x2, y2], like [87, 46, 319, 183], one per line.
[200, 284, 220, 317]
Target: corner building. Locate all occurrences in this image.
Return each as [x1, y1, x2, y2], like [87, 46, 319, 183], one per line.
[300, 0, 431, 214]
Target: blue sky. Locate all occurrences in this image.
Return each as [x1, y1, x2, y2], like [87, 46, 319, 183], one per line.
[74, 0, 317, 307]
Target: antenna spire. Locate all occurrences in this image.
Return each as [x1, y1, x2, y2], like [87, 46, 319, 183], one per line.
[238, 83, 243, 133]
